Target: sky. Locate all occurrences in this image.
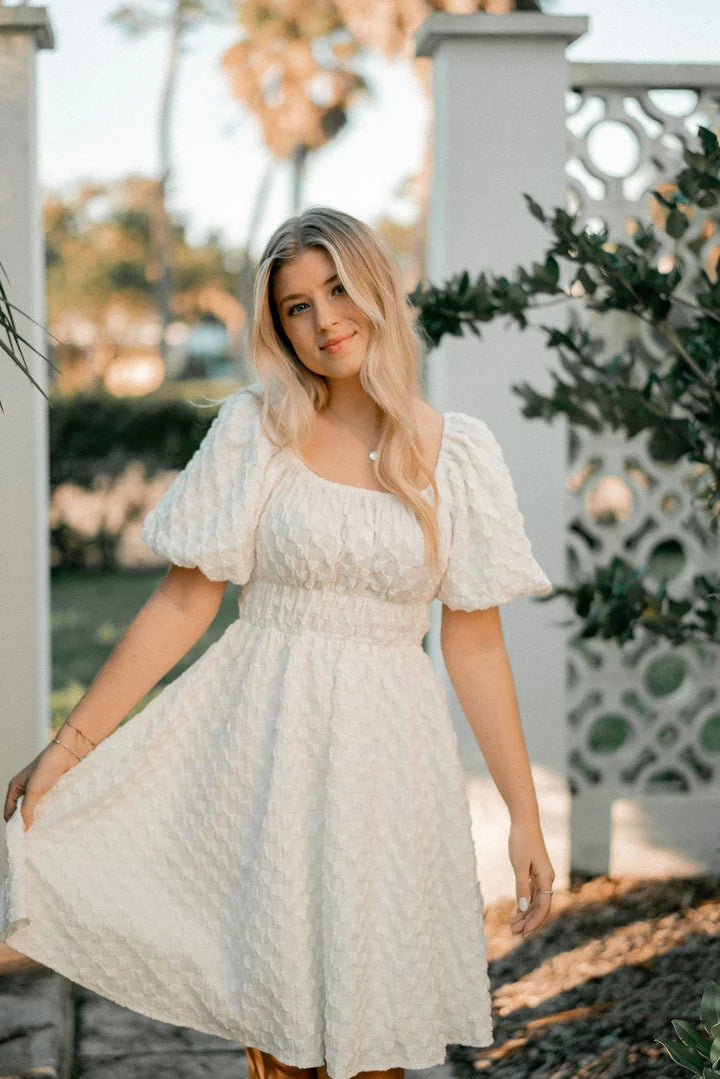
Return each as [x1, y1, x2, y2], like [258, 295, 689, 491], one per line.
[25, 0, 720, 255]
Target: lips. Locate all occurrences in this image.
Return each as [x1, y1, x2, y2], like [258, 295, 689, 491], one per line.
[320, 332, 354, 350]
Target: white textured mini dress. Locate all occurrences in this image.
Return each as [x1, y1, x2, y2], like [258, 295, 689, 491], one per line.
[1, 385, 552, 1079]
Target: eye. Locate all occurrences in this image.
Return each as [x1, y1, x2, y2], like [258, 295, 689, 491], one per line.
[287, 301, 309, 317]
[332, 282, 347, 296]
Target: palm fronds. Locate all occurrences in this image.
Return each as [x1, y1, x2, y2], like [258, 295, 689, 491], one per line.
[0, 260, 57, 411]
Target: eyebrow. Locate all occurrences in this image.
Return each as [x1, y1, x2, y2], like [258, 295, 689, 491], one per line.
[279, 273, 339, 306]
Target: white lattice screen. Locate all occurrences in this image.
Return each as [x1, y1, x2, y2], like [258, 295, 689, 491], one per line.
[562, 65, 720, 866]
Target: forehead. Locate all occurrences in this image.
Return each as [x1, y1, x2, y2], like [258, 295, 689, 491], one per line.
[273, 246, 337, 300]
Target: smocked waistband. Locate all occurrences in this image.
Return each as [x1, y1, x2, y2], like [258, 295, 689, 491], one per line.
[236, 579, 429, 646]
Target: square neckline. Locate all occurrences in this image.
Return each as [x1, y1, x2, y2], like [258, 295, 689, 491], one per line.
[288, 412, 450, 497]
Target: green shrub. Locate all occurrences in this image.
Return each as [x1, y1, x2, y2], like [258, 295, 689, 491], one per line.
[49, 390, 220, 488]
[411, 124, 720, 648]
[48, 391, 228, 571]
[658, 982, 720, 1075]
[50, 522, 121, 572]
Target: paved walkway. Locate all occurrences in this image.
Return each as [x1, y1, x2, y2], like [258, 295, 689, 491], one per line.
[0, 947, 454, 1079]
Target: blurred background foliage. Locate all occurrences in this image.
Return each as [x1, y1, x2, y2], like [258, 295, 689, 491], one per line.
[46, 0, 546, 398]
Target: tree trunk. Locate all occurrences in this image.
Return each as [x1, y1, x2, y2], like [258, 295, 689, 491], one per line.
[230, 157, 276, 375]
[153, 1, 185, 365]
[291, 145, 308, 215]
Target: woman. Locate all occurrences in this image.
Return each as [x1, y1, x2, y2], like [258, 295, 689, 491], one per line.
[2, 206, 555, 1079]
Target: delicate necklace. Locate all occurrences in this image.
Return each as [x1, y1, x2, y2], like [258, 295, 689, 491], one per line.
[326, 404, 380, 461]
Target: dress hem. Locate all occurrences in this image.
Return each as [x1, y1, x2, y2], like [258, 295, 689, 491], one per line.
[0, 922, 494, 1078]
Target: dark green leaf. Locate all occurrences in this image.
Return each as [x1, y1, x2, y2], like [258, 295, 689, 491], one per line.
[657, 1038, 705, 1074]
[672, 1020, 711, 1058]
[577, 267, 597, 295]
[700, 983, 720, 1033]
[710, 1037, 720, 1067]
[543, 255, 559, 284]
[697, 124, 719, 157]
[651, 188, 676, 210]
[523, 193, 546, 223]
[666, 209, 689, 239]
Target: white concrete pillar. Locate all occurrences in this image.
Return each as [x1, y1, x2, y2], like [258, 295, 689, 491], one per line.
[415, 12, 587, 899]
[0, 9, 55, 851]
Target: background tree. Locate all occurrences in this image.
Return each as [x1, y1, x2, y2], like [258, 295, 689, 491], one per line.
[219, 0, 546, 356]
[109, 1, 232, 365]
[220, 0, 545, 212]
[411, 125, 720, 649]
[103, 1, 548, 372]
[222, 2, 366, 214]
[45, 176, 244, 390]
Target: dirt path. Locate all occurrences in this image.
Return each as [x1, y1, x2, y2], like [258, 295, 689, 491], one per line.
[449, 876, 720, 1079]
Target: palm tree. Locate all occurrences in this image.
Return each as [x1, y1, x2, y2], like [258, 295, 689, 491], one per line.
[221, 0, 367, 214]
[108, 1, 231, 363]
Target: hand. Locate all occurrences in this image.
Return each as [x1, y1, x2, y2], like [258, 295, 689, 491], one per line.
[4, 741, 80, 831]
[507, 818, 555, 937]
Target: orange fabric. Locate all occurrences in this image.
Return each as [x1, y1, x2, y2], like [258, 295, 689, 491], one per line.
[245, 1046, 404, 1079]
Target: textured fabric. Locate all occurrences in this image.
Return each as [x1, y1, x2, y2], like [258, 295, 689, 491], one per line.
[1, 388, 552, 1079]
[435, 412, 553, 611]
[137, 387, 275, 584]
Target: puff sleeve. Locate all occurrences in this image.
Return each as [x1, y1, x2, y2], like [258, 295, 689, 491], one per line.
[435, 412, 553, 611]
[140, 388, 273, 585]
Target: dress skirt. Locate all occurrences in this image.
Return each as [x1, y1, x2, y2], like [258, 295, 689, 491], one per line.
[1, 389, 553, 1079]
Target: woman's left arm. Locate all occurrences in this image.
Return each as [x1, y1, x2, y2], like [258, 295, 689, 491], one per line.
[440, 603, 555, 936]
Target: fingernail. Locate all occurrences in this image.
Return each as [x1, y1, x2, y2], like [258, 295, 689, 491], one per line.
[518, 897, 529, 912]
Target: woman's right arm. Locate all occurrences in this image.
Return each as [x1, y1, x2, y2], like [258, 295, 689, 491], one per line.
[4, 565, 228, 830]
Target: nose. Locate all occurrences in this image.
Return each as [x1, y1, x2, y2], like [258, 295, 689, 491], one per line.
[313, 295, 340, 333]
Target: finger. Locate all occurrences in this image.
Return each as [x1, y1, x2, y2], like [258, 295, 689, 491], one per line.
[509, 905, 530, 925]
[509, 904, 534, 934]
[518, 887, 554, 935]
[4, 781, 23, 822]
[531, 876, 555, 914]
[514, 868, 531, 918]
[509, 897, 533, 935]
[520, 902, 552, 935]
[510, 880, 553, 934]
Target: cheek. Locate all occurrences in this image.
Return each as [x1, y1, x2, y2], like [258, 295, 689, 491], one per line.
[346, 301, 370, 335]
[280, 316, 303, 346]
[282, 317, 316, 362]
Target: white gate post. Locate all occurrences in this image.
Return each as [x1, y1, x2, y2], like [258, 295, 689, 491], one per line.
[0, 8, 55, 870]
[415, 12, 587, 899]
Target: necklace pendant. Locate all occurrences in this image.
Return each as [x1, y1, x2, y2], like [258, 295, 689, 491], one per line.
[368, 449, 378, 461]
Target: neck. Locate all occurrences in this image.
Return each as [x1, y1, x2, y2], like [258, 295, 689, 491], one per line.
[324, 376, 380, 425]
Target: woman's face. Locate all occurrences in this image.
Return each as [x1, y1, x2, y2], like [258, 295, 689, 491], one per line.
[272, 246, 371, 383]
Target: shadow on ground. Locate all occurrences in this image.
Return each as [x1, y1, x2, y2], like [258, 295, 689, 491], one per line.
[448, 875, 720, 1079]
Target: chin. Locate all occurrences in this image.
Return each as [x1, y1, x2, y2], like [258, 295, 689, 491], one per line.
[326, 362, 364, 380]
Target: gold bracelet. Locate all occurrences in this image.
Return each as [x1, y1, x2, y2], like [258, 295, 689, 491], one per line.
[64, 718, 97, 749]
[51, 736, 84, 762]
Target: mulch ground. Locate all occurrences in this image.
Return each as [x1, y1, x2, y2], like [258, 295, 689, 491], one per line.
[448, 875, 720, 1079]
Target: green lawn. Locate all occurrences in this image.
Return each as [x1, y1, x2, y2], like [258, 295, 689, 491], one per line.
[51, 569, 242, 733]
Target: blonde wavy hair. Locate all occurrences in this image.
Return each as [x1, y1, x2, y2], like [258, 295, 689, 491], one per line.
[246, 205, 441, 573]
